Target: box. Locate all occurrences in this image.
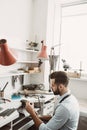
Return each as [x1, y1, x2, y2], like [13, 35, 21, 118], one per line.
[67, 72, 80, 78]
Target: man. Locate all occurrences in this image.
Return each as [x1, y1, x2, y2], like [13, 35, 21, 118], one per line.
[25, 71, 79, 130]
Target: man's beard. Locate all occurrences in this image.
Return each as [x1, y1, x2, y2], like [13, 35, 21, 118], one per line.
[52, 87, 61, 95]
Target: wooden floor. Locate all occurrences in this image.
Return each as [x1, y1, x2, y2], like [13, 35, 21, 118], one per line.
[77, 116, 87, 130]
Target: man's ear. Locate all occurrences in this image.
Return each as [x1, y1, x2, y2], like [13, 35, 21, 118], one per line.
[59, 84, 63, 89]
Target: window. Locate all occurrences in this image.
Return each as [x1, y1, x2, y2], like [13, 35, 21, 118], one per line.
[60, 3, 87, 74]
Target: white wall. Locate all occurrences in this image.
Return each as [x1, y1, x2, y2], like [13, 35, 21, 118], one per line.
[69, 78, 87, 100]
[0, 0, 33, 48]
[0, 0, 49, 97]
[31, 0, 48, 43]
[0, 0, 34, 98]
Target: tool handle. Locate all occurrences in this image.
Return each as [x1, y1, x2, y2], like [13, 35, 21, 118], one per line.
[1, 82, 9, 92]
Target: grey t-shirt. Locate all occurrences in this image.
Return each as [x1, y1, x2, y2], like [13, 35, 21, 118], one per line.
[39, 92, 79, 130]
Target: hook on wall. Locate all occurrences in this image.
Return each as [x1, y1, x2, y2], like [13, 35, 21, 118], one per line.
[12, 75, 24, 88]
[12, 76, 18, 87]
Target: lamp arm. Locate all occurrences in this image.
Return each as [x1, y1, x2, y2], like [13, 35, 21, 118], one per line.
[51, 43, 62, 49]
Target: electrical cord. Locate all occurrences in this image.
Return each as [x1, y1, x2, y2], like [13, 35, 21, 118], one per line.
[0, 98, 11, 103]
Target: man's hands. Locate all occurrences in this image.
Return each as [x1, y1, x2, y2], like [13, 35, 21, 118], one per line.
[25, 101, 35, 115]
[20, 99, 43, 128]
[20, 99, 34, 113]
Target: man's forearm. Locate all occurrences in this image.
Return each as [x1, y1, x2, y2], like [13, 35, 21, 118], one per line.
[28, 109, 43, 128]
[39, 115, 52, 121]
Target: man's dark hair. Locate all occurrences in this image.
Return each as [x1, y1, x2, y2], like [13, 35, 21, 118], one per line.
[49, 71, 69, 87]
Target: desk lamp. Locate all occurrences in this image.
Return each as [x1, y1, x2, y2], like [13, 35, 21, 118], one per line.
[0, 39, 16, 66]
[37, 40, 48, 60]
[37, 40, 48, 68]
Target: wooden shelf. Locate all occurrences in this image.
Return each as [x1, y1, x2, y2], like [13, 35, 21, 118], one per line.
[0, 71, 41, 77]
[0, 47, 40, 78]
[0, 72, 26, 77]
[10, 47, 39, 53]
[17, 60, 38, 64]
